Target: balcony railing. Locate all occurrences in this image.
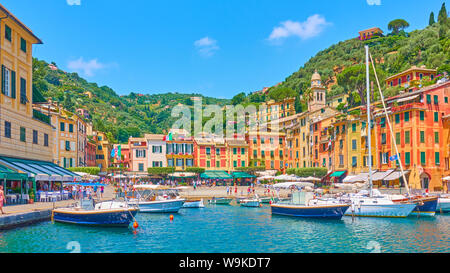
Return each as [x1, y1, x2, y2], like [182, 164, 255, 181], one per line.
[32, 109, 51, 125]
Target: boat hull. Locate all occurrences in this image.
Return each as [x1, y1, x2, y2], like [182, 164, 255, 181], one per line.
[344, 203, 416, 218]
[271, 204, 350, 219]
[436, 198, 450, 212]
[240, 200, 260, 207]
[182, 199, 205, 208]
[53, 208, 138, 227]
[209, 198, 232, 205]
[130, 199, 185, 213]
[392, 196, 438, 217]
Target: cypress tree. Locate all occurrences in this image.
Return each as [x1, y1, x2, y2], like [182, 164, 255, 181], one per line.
[438, 3, 447, 23]
[429, 11, 435, 25]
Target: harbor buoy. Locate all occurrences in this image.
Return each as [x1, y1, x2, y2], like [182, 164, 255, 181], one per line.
[170, 214, 174, 221]
[133, 221, 139, 229]
[269, 201, 272, 205]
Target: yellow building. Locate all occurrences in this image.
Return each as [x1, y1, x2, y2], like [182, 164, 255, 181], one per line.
[0, 4, 53, 162]
[94, 131, 112, 173]
[258, 98, 296, 123]
[327, 93, 348, 108]
[225, 138, 249, 172]
[33, 103, 88, 168]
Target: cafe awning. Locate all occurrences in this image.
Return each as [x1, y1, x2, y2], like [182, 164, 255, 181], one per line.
[383, 170, 410, 181]
[0, 156, 81, 182]
[167, 172, 197, 178]
[330, 171, 346, 177]
[372, 169, 395, 181]
[0, 164, 28, 180]
[232, 172, 256, 179]
[200, 170, 233, 180]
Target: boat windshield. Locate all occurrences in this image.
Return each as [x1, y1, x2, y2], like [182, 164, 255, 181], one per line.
[131, 188, 180, 201]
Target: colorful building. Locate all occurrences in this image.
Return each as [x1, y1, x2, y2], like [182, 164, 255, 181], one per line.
[93, 131, 111, 173]
[385, 65, 437, 89]
[0, 4, 53, 162]
[145, 134, 166, 168]
[247, 130, 286, 172]
[380, 81, 450, 190]
[129, 137, 147, 173]
[166, 129, 194, 171]
[358, 27, 383, 41]
[225, 138, 249, 172]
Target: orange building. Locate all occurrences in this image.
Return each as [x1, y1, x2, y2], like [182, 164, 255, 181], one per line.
[247, 131, 287, 172]
[193, 136, 228, 170]
[377, 81, 450, 190]
[358, 27, 383, 41]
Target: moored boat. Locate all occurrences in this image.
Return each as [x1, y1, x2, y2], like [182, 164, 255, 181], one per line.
[52, 200, 138, 227]
[271, 192, 349, 219]
[240, 198, 261, 207]
[208, 197, 233, 205]
[436, 197, 450, 213]
[128, 184, 185, 213]
[182, 199, 205, 208]
[389, 195, 438, 217]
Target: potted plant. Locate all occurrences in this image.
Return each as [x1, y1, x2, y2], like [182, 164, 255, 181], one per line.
[29, 189, 35, 204]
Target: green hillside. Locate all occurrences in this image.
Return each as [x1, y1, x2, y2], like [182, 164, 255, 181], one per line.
[32, 59, 230, 143]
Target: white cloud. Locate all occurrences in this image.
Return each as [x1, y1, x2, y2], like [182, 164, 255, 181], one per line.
[268, 14, 330, 43]
[366, 0, 381, 5]
[67, 58, 111, 77]
[194, 37, 219, 57]
[67, 0, 81, 5]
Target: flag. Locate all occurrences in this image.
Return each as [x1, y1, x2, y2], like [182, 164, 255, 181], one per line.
[117, 145, 121, 160]
[163, 132, 173, 141]
[110, 147, 116, 158]
[389, 154, 399, 161]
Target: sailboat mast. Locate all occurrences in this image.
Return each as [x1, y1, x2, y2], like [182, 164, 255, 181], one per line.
[365, 45, 373, 197]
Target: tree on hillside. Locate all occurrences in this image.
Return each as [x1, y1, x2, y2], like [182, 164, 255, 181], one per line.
[336, 64, 385, 107]
[429, 12, 436, 25]
[231, 92, 246, 105]
[268, 86, 297, 101]
[388, 19, 410, 34]
[438, 3, 448, 23]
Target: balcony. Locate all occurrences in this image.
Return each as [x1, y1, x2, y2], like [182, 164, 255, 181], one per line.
[32, 109, 51, 125]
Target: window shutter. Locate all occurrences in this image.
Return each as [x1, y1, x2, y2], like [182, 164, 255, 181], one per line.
[11, 70, 16, 98]
[1, 65, 5, 94]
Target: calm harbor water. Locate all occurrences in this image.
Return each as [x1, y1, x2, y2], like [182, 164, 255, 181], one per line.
[0, 204, 449, 253]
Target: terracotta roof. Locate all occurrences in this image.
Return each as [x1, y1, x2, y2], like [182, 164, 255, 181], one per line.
[145, 134, 165, 140]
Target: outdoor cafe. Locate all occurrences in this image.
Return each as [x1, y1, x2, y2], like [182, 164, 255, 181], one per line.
[0, 156, 81, 205]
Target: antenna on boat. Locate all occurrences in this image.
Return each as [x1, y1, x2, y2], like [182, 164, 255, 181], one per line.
[367, 51, 411, 198]
[365, 45, 373, 197]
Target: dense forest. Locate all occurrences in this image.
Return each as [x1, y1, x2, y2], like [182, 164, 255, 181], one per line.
[32, 4, 449, 143]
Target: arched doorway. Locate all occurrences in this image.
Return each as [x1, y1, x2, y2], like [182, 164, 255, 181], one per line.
[420, 172, 430, 190]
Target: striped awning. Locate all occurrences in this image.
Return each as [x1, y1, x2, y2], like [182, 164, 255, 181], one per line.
[0, 156, 81, 181]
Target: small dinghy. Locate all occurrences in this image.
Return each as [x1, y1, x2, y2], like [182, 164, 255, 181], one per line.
[208, 197, 232, 205]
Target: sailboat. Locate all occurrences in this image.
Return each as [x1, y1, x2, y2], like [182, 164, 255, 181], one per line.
[343, 45, 416, 218]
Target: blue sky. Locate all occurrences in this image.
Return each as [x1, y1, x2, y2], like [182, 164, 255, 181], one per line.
[2, 0, 447, 98]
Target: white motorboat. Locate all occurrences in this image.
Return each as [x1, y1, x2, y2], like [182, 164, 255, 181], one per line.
[240, 194, 261, 207]
[182, 199, 205, 208]
[128, 184, 185, 213]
